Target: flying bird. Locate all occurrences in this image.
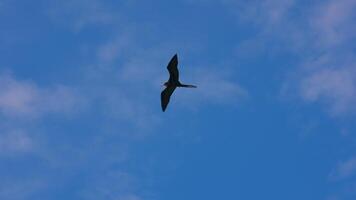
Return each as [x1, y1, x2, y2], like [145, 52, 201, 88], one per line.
[161, 54, 197, 112]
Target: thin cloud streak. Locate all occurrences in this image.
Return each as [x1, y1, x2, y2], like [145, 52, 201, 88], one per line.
[330, 156, 356, 181]
[47, 0, 121, 31]
[0, 73, 83, 118]
[0, 178, 45, 200]
[311, 0, 356, 48]
[176, 68, 248, 109]
[0, 129, 33, 155]
[300, 64, 356, 115]
[81, 171, 146, 200]
[231, 0, 356, 116]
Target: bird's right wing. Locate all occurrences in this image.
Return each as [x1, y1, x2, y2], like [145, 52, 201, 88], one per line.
[167, 54, 179, 82]
[161, 86, 176, 112]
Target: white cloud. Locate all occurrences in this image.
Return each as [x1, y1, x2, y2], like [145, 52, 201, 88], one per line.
[310, 0, 356, 48]
[299, 60, 356, 115]
[81, 171, 145, 200]
[0, 72, 83, 158]
[231, 0, 356, 116]
[330, 156, 356, 181]
[0, 75, 38, 116]
[231, 0, 356, 49]
[0, 130, 33, 154]
[328, 156, 356, 198]
[120, 194, 142, 200]
[176, 68, 247, 109]
[97, 34, 133, 64]
[297, 0, 356, 116]
[0, 73, 82, 118]
[47, 0, 121, 31]
[0, 178, 45, 200]
[232, 0, 295, 26]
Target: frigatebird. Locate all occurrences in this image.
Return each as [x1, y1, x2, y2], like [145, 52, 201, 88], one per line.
[161, 54, 197, 112]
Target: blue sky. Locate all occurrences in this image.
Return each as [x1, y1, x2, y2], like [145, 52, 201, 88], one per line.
[1, 0, 356, 199]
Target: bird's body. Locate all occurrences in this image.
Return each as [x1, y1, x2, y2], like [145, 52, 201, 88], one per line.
[161, 54, 197, 112]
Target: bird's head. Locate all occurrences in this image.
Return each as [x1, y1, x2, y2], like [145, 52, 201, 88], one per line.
[163, 82, 169, 87]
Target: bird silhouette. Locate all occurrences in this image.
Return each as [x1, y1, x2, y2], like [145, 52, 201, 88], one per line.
[161, 54, 197, 112]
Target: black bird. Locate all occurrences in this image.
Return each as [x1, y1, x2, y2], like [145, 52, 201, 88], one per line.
[161, 54, 197, 112]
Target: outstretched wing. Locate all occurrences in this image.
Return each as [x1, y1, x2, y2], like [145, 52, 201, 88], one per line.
[161, 86, 176, 112]
[167, 54, 179, 83]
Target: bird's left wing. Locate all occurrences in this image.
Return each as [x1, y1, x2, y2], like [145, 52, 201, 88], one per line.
[167, 54, 179, 82]
[161, 86, 176, 112]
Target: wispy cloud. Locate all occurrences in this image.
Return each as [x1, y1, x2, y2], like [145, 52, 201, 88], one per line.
[296, 0, 356, 116]
[233, 0, 356, 116]
[310, 0, 356, 48]
[0, 178, 45, 200]
[81, 171, 146, 200]
[47, 0, 121, 31]
[0, 73, 82, 118]
[0, 71, 83, 161]
[298, 56, 356, 116]
[228, 0, 296, 26]
[176, 68, 247, 109]
[0, 129, 33, 155]
[330, 156, 356, 181]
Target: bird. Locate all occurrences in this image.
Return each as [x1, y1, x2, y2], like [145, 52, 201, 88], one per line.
[161, 54, 197, 112]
